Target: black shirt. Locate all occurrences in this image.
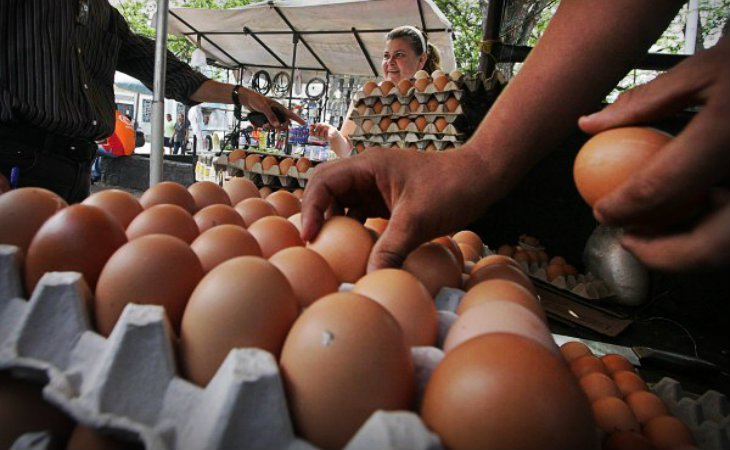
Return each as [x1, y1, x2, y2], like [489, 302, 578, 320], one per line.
[0, 0, 209, 142]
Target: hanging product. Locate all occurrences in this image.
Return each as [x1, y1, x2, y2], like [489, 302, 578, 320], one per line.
[251, 70, 271, 95]
[293, 69, 303, 96]
[272, 71, 292, 98]
[306, 77, 326, 100]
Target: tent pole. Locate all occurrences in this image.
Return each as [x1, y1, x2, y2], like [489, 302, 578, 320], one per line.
[288, 33, 298, 109]
[150, 0, 170, 187]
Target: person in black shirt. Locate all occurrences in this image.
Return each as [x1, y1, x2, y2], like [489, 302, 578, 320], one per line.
[0, 0, 302, 203]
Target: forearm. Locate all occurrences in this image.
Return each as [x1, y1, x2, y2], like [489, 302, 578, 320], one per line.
[190, 80, 250, 105]
[462, 0, 685, 195]
[330, 133, 353, 158]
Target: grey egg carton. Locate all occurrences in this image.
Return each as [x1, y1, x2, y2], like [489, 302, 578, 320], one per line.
[651, 377, 730, 450]
[0, 244, 443, 450]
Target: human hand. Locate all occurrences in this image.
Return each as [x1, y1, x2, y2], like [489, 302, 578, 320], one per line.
[242, 88, 304, 130]
[309, 123, 340, 142]
[579, 36, 730, 271]
[300, 147, 496, 271]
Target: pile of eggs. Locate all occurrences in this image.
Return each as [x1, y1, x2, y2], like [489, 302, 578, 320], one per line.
[350, 70, 465, 153]
[0, 182, 696, 449]
[221, 149, 315, 189]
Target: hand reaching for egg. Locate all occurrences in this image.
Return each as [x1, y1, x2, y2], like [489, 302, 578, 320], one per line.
[301, 147, 498, 272]
[578, 35, 730, 271]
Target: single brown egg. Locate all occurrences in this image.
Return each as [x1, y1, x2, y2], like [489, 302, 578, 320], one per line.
[414, 115, 428, 131]
[0, 187, 67, 255]
[193, 204, 246, 233]
[469, 255, 523, 275]
[372, 100, 384, 114]
[560, 341, 593, 363]
[397, 78, 413, 95]
[390, 101, 402, 113]
[434, 117, 448, 132]
[296, 157, 312, 173]
[266, 190, 301, 218]
[288, 212, 303, 231]
[191, 224, 262, 273]
[180, 256, 299, 386]
[292, 188, 304, 199]
[579, 372, 622, 402]
[356, 102, 367, 115]
[280, 292, 414, 450]
[362, 80, 378, 95]
[613, 370, 648, 396]
[245, 153, 262, 171]
[625, 390, 669, 424]
[279, 157, 295, 175]
[465, 263, 535, 294]
[408, 98, 420, 112]
[353, 268, 437, 347]
[592, 397, 640, 433]
[25, 204, 127, 293]
[402, 242, 462, 296]
[426, 97, 439, 112]
[458, 243, 480, 264]
[397, 117, 411, 130]
[188, 181, 231, 211]
[452, 230, 483, 256]
[379, 80, 395, 95]
[574, 127, 671, 207]
[361, 119, 374, 133]
[364, 217, 388, 235]
[125, 204, 199, 243]
[563, 263, 578, 276]
[424, 142, 437, 152]
[223, 177, 260, 205]
[433, 74, 449, 91]
[82, 189, 143, 230]
[228, 148, 246, 163]
[642, 415, 695, 450]
[445, 95, 460, 112]
[95, 234, 203, 336]
[570, 355, 608, 379]
[262, 155, 278, 171]
[269, 246, 339, 308]
[421, 333, 598, 450]
[414, 78, 430, 92]
[259, 185, 273, 198]
[307, 216, 374, 283]
[432, 235, 464, 271]
[550, 255, 567, 266]
[234, 197, 277, 227]
[379, 117, 392, 131]
[139, 181, 196, 214]
[247, 215, 304, 258]
[546, 263, 565, 281]
[457, 278, 545, 321]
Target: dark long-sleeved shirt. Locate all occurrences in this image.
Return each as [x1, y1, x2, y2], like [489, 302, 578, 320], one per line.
[0, 0, 208, 141]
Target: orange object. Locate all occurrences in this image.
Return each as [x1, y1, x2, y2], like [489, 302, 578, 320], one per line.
[101, 111, 135, 156]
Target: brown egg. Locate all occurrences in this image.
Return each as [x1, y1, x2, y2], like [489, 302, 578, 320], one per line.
[361, 119, 374, 133]
[228, 148, 246, 163]
[222, 177, 260, 205]
[601, 354, 635, 374]
[470, 254, 521, 274]
[372, 100, 383, 114]
[546, 263, 566, 281]
[592, 397, 640, 433]
[180, 256, 299, 386]
[379, 80, 395, 95]
[457, 278, 545, 321]
[292, 188, 304, 199]
[432, 235, 464, 270]
[296, 157, 312, 173]
[444, 300, 557, 354]
[570, 355, 608, 379]
[279, 157, 295, 175]
[266, 190, 301, 218]
[280, 292, 414, 450]
[424, 142, 437, 152]
[353, 268, 437, 347]
[247, 215, 303, 258]
[245, 153, 262, 170]
[513, 250, 531, 266]
[126, 204, 199, 243]
[421, 333, 598, 450]
[642, 415, 695, 450]
[390, 101, 402, 113]
[307, 216, 374, 283]
[625, 390, 668, 424]
[67, 425, 136, 450]
[560, 341, 593, 363]
[613, 370, 648, 396]
[191, 224, 262, 273]
[458, 243, 480, 264]
[397, 117, 411, 130]
[414, 115, 428, 131]
[260, 155, 277, 172]
[269, 246, 339, 308]
[579, 372, 622, 402]
[402, 242, 462, 296]
[379, 116, 392, 131]
[408, 98, 420, 113]
[574, 127, 671, 207]
[193, 204, 245, 233]
[465, 263, 535, 294]
[550, 255, 567, 266]
[139, 181, 196, 214]
[603, 431, 656, 450]
[288, 212, 303, 231]
[356, 102, 367, 115]
[82, 189, 143, 230]
[364, 217, 388, 235]
[445, 95, 460, 112]
[414, 77, 430, 92]
[452, 230, 483, 256]
[426, 97, 439, 112]
[0, 187, 67, 255]
[234, 197, 277, 227]
[188, 181, 231, 211]
[25, 204, 127, 293]
[434, 117, 448, 132]
[0, 373, 74, 449]
[563, 263, 578, 276]
[95, 234, 203, 336]
[433, 74, 449, 91]
[397, 78, 413, 95]
[259, 185, 273, 198]
[362, 80, 378, 95]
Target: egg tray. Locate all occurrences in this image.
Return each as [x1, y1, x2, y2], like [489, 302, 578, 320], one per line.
[0, 245, 446, 450]
[220, 155, 315, 189]
[353, 85, 463, 107]
[351, 102, 463, 118]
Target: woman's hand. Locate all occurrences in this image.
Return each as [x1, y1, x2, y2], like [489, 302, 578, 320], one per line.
[309, 123, 340, 142]
[579, 36, 730, 271]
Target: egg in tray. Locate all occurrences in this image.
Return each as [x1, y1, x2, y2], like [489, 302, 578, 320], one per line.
[217, 149, 316, 190]
[0, 184, 726, 449]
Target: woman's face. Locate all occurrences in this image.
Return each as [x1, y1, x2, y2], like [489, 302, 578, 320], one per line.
[381, 37, 426, 83]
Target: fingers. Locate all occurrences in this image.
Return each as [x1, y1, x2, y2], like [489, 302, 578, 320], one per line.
[366, 207, 423, 272]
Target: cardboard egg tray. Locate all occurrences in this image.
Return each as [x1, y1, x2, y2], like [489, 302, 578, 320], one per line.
[220, 153, 315, 189]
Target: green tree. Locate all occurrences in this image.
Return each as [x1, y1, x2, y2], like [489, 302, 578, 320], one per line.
[434, 0, 483, 74]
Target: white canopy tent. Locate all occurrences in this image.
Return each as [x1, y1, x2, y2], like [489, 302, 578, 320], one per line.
[166, 0, 456, 83]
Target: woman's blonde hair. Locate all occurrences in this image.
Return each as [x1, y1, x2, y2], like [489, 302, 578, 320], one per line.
[386, 26, 442, 74]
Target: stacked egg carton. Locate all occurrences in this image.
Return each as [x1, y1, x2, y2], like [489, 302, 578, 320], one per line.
[651, 377, 730, 449]
[0, 244, 443, 450]
[349, 70, 466, 152]
[223, 152, 315, 189]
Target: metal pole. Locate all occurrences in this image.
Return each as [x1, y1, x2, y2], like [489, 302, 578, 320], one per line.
[150, 0, 170, 186]
[684, 0, 700, 54]
[479, 0, 504, 76]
